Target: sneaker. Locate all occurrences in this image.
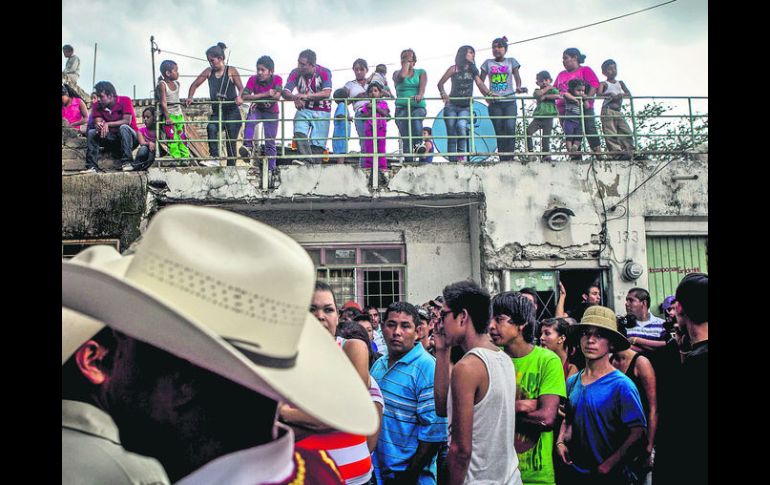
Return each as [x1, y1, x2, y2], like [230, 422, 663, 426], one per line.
[239, 146, 251, 159]
[291, 159, 305, 166]
[79, 167, 98, 174]
[122, 163, 135, 172]
[200, 160, 221, 167]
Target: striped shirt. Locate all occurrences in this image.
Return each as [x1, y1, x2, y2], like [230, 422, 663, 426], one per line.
[626, 314, 667, 341]
[370, 344, 448, 485]
[296, 338, 379, 485]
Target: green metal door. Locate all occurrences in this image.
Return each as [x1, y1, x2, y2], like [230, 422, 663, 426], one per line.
[646, 236, 708, 315]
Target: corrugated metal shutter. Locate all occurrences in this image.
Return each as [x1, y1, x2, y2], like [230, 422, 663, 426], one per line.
[646, 236, 708, 314]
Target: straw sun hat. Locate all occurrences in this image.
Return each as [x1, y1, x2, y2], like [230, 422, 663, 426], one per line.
[570, 305, 630, 351]
[62, 205, 376, 436]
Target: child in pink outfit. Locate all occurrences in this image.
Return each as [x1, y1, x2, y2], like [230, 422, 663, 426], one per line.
[360, 82, 389, 170]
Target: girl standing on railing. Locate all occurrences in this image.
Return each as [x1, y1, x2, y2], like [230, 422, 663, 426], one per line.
[156, 60, 191, 160]
[437, 45, 493, 162]
[393, 49, 427, 161]
[480, 36, 525, 161]
[360, 82, 389, 171]
[241, 55, 282, 170]
[186, 42, 244, 166]
[554, 48, 603, 158]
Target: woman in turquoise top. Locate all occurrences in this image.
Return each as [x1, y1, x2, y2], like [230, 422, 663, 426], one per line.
[392, 49, 427, 162]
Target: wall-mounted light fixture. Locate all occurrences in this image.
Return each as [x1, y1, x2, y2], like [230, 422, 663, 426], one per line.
[542, 207, 575, 231]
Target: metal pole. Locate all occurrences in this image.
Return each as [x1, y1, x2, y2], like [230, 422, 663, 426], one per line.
[150, 36, 156, 97]
[372, 97, 378, 189]
[630, 97, 638, 155]
[92, 43, 97, 89]
[280, 99, 286, 164]
[218, 101, 224, 165]
[469, 97, 475, 162]
[133, 85, 136, 100]
[688, 97, 695, 148]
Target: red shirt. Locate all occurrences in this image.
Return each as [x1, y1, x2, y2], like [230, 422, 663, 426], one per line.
[91, 95, 139, 132]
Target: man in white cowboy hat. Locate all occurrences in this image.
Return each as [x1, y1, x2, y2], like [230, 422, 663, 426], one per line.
[62, 205, 378, 484]
[555, 306, 647, 485]
[62, 308, 170, 485]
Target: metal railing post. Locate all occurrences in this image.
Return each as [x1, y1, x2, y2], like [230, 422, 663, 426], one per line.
[218, 101, 224, 165]
[371, 97, 378, 189]
[280, 99, 286, 165]
[629, 96, 638, 154]
[468, 97, 475, 162]
[520, 97, 528, 158]
[688, 97, 695, 148]
[406, 97, 412, 159]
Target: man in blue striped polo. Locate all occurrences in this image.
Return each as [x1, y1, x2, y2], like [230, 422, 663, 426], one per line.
[624, 287, 667, 353]
[371, 301, 448, 484]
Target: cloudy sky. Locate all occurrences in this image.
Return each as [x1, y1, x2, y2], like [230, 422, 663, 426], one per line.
[63, 0, 706, 152]
[62, 0, 706, 96]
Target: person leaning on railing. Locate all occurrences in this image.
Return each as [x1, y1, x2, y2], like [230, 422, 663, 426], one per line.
[282, 49, 333, 162]
[437, 45, 494, 162]
[393, 49, 427, 162]
[186, 42, 244, 167]
[554, 48, 603, 158]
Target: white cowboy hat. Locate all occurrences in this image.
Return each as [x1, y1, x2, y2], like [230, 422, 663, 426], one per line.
[62, 205, 376, 436]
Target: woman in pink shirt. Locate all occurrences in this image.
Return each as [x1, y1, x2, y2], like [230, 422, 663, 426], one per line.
[62, 84, 89, 135]
[554, 48, 603, 157]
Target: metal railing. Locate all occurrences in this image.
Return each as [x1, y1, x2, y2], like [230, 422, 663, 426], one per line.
[149, 95, 707, 188]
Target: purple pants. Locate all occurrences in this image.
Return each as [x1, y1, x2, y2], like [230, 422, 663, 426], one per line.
[361, 121, 387, 170]
[244, 109, 278, 169]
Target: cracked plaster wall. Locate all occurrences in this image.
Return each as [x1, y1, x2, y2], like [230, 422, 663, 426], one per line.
[229, 207, 473, 304]
[69, 158, 706, 305]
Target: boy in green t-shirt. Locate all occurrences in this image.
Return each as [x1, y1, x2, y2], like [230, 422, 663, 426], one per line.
[526, 71, 562, 162]
[488, 291, 567, 485]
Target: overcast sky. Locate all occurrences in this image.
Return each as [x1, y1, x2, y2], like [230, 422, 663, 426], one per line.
[63, 0, 707, 97]
[63, 0, 706, 154]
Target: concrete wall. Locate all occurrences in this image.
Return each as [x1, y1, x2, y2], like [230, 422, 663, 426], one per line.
[224, 206, 474, 305]
[62, 172, 149, 252]
[62, 157, 707, 307]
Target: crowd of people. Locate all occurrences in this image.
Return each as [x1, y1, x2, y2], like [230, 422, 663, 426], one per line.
[62, 39, 637, 174]
[62, 204, 707, 485]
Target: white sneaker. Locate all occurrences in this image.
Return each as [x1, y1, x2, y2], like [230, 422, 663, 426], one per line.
[291, 159, 305, 166]
[122, 163, 135, 172]
[200, 160, 221, 167]
[79, 167, 98, 174]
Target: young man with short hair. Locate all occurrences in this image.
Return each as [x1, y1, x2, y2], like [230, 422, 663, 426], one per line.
[84, 80, 140, 173]
[489, 291, 565, 485]
[557, 306, 647, 485]
[434, 282, 522, 485]
[624, 288, 667, 352]
[282, 49, 332, 160]
[371, 301, 448, 484]
[63, 44, 80, 85]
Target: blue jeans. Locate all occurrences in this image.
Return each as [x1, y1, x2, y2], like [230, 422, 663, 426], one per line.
[294, 109, 331, 156]
[444, 103, 470, 162]
[394, 105, 426, 159]
[489, 101, 517, 160]
[86, 124, 138, 169]
[207, 106, 242, 166]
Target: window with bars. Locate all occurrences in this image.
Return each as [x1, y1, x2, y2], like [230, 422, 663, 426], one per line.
[306, 244, 406, 312]
[62, 239, 121, 259]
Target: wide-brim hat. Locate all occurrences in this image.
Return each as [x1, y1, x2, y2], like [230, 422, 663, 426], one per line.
[570, 305, 630, 351]
[62, 205, 376, 436]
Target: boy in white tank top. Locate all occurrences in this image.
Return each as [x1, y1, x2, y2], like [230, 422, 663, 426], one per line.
[434, 281, 523, 485]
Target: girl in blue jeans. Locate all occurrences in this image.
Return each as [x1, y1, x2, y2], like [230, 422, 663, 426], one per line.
[480, 36, 525, 161]
[437, 46, 492, 161]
